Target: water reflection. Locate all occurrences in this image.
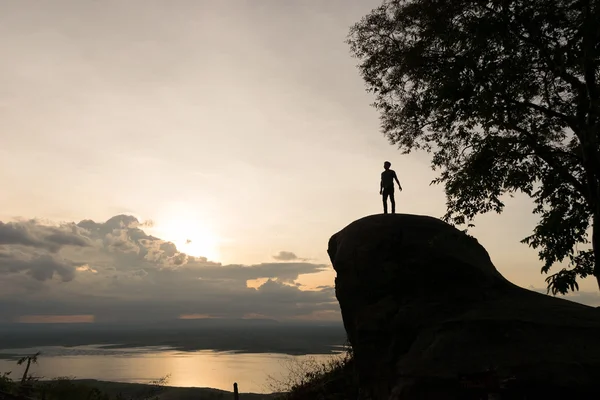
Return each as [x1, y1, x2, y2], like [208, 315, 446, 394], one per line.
[0, 346, 339, 393]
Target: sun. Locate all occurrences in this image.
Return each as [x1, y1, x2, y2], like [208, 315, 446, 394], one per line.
[152, 208, 221, 262]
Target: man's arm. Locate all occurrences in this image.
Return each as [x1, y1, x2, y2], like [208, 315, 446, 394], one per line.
[380, 173, 384, 194]
[394, 171, 402, 190]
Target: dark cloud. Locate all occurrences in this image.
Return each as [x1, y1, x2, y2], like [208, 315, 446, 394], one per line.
[0, 252, 76, 282]
[0, 214, 337, 322]
[0, 220, 91, 252]
[0, 221, 40, 247]
[194, 262, 327, 282]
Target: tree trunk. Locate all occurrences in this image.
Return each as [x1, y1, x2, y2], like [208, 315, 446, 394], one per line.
[593, 210, 600, 290]
[580, 126, 600, 291]
[20, 359, 31, 384]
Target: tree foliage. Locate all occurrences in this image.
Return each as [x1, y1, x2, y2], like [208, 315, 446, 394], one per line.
[348, 0, 600, 294]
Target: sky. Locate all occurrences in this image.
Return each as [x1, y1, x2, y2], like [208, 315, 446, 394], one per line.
[0, 0, 598, 323]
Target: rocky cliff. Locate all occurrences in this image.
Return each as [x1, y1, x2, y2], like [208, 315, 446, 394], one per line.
[327, 214, 600, 399]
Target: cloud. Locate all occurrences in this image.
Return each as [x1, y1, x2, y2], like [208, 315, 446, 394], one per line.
[272, 250, 311, 262]
[0, 220, 91, 252]
[194, 262, 327, 283]
[3, 214, 598, 323]
[0, 215, 338, 322]
[0, 252, 76, 282]
[273, 251, 299, 261]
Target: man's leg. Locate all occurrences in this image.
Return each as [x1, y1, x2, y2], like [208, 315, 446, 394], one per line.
[390, 192, 396, 214]
[382, 192, 389, 214]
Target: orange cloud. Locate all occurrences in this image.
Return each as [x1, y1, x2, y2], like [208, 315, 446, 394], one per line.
[76, 265, 98, 273]
[17, 315, 95, 323]
[179, 314, 213, 320]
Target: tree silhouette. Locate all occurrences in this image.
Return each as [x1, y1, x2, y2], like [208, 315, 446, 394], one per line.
[348, 0, 600, 294]
[17, 351, 40, 384]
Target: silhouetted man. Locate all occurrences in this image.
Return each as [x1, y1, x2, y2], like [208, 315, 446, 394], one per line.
[380, 161, 402, 214]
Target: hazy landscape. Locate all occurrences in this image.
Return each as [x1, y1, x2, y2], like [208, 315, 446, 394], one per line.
[0, 320, 345, 394]
[2, 0, 600, 398]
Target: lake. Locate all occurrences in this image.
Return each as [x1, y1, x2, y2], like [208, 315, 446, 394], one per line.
[0, 345, 341, 394]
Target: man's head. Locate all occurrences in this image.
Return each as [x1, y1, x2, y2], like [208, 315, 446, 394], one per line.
[384, 161, 391, 170]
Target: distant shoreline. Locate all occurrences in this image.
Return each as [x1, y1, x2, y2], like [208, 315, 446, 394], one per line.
[39, 379, 281, 399]
[0, 343, 346, 360]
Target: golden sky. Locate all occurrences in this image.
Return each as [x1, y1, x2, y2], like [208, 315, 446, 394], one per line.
[0, 0, 598, 322]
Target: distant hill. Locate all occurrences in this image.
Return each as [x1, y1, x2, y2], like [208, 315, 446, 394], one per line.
[0, 379, 279, 400]
[0, 319, 346, 356]
[0, 317, 343, 332]
[0, 318, 284, 332]
[65, 379, 279, 400]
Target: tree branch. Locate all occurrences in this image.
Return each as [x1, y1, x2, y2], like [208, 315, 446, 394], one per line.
[480, 3, 588, 112]
[508, 124, 588, 200]
[504, 97, 578, 129]
[581, 0, 600, 126]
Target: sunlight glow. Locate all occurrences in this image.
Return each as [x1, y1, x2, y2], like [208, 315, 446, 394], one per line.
[152, 203, 221, 261]
[247, 278, 269, 289]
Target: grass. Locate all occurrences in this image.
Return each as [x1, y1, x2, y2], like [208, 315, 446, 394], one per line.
[266, 343, 357, 400]
[0, 370, 171, 400]
[0, 369, 274, 399]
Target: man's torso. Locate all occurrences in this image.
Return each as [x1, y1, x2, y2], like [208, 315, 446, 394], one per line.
[381, 169, 396, 189]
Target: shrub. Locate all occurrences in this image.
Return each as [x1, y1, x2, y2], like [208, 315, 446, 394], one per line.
[267, 343, 357, 400]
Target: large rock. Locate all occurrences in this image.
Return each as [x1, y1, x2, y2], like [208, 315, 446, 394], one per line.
[327, 214, 600, 399]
